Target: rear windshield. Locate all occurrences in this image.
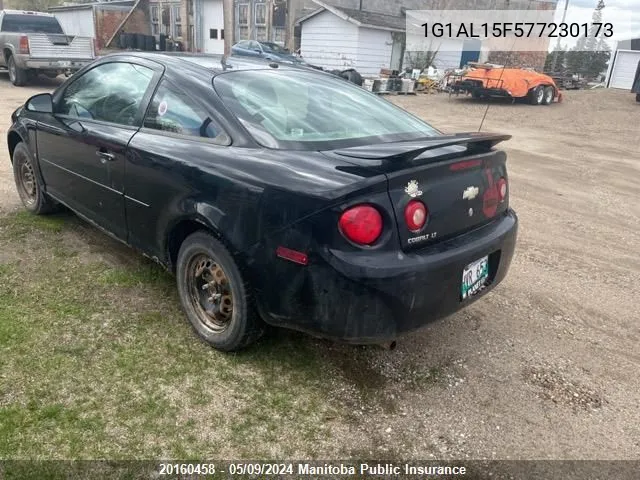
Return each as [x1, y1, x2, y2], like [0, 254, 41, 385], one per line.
[1, 14, 64, 34]
[213, 70, 439, 150]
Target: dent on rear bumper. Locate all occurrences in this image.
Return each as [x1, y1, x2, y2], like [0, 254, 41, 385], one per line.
[261, 210, 518, 343]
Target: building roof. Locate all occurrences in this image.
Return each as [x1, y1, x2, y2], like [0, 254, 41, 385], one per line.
[49, 1, 135, 12]
[297, 0, 406, 32]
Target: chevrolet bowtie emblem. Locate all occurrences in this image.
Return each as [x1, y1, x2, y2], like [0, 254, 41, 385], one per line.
[462, 186, 480, 200]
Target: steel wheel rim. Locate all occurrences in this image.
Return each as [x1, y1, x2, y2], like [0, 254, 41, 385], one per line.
[545, 89, 553, 103]
[536, 88, 544, 103]
[186, 253, 233, 334]
[17, 156, 36, 206]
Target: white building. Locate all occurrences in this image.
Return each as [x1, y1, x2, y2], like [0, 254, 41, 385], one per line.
[297, 1, 406, 76]
[606, 37, 640, 89]
[192, 0, 225, 54]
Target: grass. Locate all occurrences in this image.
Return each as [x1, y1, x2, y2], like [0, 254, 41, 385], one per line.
[0, 209, 447, 462]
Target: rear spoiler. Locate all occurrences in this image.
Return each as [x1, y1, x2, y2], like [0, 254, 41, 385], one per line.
[331, 133, 511, 163]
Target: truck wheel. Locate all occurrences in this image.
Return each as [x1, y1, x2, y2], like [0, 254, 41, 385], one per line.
[528, 86, 544, 105]
[7, 55, 28, 86]
[176, 231, 264, 351]
[541, 86, 554, 105]
[471, 90, 482, 99]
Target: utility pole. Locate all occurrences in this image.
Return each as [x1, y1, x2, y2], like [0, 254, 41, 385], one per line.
[223, 0, 234, 55]
[551, 0, 570, 72]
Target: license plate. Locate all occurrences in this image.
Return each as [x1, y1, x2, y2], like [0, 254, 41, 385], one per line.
[58, 61, 71, 67]
[461, 255, 489, 299]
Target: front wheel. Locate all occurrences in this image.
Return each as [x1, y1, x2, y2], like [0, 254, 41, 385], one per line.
[12, 142, 58, 214]
[176, 232, 264, 351]
[7, 55, 29, 86]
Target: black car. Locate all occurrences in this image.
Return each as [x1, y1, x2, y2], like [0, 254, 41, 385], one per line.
[8, 52, 518, 351]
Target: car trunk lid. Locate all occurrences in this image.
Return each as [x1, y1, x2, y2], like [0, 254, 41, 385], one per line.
[323, 133, 511, 251]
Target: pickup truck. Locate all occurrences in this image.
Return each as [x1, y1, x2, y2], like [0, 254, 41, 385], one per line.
[0, 9, 94, 86]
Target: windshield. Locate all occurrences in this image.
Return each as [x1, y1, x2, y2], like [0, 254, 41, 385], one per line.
[1, 14, 64, 34]
[214, 70, 439, 150]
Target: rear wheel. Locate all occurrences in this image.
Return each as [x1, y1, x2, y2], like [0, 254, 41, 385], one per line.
[471, 90, 483, 99]
[12, 143, 57, 214]
[7, 55, 28, 86]
[176, 232, 264, 351]
[528, 86, 544, 105]
[541, 86, 554, 105]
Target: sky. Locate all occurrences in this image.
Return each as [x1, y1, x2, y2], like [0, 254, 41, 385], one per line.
[552, 0, 640, 48]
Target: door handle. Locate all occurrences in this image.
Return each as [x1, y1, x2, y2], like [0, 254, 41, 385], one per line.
[96, 149, 116, 163]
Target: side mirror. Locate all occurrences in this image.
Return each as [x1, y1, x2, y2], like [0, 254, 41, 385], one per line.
[25, 93, 53, 113]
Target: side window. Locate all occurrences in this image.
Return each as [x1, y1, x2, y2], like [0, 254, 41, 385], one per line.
[143, 80, 228, 143]
[57, 62, 154, 126]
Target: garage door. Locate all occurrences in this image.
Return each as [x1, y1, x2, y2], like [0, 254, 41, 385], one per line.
[608, 50, 640, 89]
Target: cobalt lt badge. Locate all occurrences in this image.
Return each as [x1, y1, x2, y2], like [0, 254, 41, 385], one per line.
[405, 180, 423, 198]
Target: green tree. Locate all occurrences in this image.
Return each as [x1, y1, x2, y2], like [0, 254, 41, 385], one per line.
[545, 45, 567, 73]
[564, 0, 611, 79]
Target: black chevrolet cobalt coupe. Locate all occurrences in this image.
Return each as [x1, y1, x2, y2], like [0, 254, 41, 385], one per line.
[8, 53, 518, 351]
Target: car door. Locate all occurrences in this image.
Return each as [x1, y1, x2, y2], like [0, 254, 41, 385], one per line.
[124, 78, 231, 258]
[36, 59, 161, 241]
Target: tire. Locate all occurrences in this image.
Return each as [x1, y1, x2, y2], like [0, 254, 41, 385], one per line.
[7, 55, 28, 86]
[541, 86, 554, 105]
[471, 90, 482, 99]
[636, 93, 640, 103]
[528, 86, 544, 105]
[12, 142, 57, 214]
[176, 231, 263, 351]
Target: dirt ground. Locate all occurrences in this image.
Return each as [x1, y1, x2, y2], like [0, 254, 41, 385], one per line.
[0, 74, 639, 462]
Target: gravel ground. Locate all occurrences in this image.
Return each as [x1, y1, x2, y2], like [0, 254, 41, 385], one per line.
[0, 74, 639, 462]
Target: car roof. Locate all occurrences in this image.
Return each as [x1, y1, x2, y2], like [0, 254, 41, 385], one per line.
[103, 51, 319, 77]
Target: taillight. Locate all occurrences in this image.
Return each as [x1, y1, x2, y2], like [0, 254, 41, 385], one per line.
[497, 177, 507, 202]
[339, 205, 383, 245]
[19, 36, 30, 54]
[404, 200, 427, 232]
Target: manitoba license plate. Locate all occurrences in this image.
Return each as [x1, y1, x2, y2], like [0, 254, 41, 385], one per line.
[461, 255, 489, 300]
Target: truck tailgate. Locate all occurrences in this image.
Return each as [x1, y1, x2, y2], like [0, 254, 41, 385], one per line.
[28, 34, 93, 59]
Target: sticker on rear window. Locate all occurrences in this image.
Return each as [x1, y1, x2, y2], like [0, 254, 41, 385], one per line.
[290, 128, 304, 137]
[158, 101, 168, 116]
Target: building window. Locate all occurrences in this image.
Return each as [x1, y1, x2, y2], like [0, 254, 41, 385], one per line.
[273, 26, 285, 43]
[172, 5, 182, 38]
[238, 4, 249, 25]
[221, 29, 224, 40]
[210, 29, 218, 39]
[256, 27, 267, 41]
[151, 6, 159, 35]
[255, 3, 266, 26]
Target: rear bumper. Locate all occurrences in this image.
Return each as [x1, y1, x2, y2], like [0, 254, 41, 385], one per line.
[13, 54, 92, 71]
[264, 210, 518, 343]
